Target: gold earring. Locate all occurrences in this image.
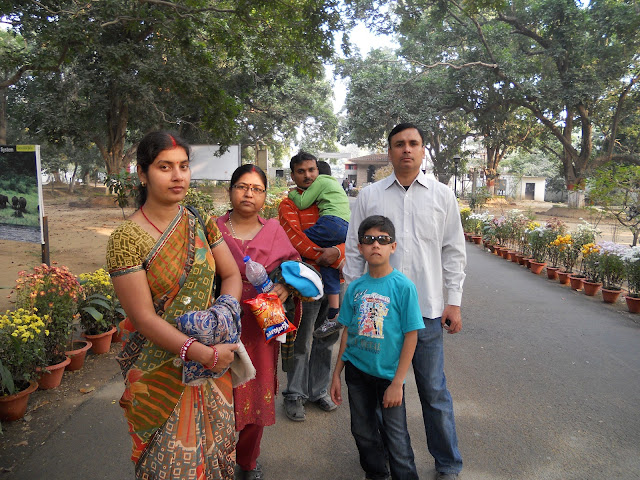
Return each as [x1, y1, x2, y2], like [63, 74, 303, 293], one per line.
[141, 182, 146, 187]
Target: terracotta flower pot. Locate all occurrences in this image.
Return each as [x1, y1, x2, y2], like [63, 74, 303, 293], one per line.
[601, 288, 622, 304]
[569, 275, 585, 291]
[582, 281, 602, 297]
[472, 235, 482, 245]
[546, 266, 559, 280]
[529, 261, 546, 275]
[0, 381, 38, 422]
[65, 340, 93, 371]
[464, 232, 472, 242]
[501, 249, 511, 260]
[111, 325, 123, 343]
[83, 326, 116, 354]
[510, 252, 519, 263]
[557, 271, 571, 285]
[625, 296, 640, 313]
[37, 356, 71, 390]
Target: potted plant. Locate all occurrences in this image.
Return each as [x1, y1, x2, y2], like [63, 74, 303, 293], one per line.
[492, 215, 509, 250]
[78, 268, 124, 353]
[504, 210, 530, 255]
[580, 243, 602, 295]
[0, 308, 48, 421]
[571, 221, 600, 274]
[597, 241, 628, 303]
[13, 264, 81, 386]
[459, 206, 472, 238]
[481, 214, 497, 250]
[468, 212, 486, 244]
[622, 246, 640, 313]
[525, 224, 548, 273]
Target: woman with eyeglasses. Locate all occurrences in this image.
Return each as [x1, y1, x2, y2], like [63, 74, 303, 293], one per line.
[107, 130, 243, 479]
[216, 164, 300, 480]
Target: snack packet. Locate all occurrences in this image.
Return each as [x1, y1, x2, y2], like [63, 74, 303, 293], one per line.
[244, 292, 296, 343]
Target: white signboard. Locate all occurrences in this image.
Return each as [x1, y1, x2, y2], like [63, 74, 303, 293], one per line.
[190, 145, 241, 181]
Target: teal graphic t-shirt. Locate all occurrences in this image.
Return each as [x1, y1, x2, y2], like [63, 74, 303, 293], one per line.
[338, 269, 424, 381]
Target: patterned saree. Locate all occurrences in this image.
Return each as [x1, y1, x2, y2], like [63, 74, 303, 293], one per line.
[107, 206, 235, 480]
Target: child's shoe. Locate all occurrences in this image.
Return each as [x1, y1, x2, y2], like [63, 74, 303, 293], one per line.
[313, 308, 342, 338]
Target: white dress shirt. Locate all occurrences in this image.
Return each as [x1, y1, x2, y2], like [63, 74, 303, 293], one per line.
[343, 171, 467, 319]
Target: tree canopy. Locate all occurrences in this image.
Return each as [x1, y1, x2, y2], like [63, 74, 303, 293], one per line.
[3, 0, 343, 173]
[342, 0, 640, 188]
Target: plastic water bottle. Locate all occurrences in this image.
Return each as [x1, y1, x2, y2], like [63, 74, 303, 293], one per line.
[244, 256, 274, 293]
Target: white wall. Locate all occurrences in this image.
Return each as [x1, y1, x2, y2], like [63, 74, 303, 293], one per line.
[190, 145, 241, 181]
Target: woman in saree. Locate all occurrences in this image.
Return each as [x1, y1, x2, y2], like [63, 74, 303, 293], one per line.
[107, 131, 243, 479]
[216, 164, 300, 480]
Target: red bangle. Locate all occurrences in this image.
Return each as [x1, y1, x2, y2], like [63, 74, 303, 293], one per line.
[204, 347, 218, 370]
[180, 337, 197, 362]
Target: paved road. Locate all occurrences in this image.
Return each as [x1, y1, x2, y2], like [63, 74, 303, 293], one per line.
[4, 243, 640, 479]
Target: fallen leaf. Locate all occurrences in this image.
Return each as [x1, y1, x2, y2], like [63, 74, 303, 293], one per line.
[14, 441, 28, 447]
[79, 386, 95, 394]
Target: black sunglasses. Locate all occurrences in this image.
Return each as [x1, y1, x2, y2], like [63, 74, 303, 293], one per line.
[360, 235, 394, 245]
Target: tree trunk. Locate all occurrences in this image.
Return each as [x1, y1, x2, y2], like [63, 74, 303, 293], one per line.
[68, 163, 78, 193]
[98, 86, 130, 174]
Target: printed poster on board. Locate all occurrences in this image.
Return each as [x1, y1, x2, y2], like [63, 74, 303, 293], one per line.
[0, 145, 44, 244]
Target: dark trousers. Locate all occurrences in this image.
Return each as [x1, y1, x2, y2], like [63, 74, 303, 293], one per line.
[345, 362, 418, 480]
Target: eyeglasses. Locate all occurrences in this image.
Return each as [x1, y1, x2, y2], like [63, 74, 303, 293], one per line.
[232, 183, 266, 194]
[360, 235, 394, 245]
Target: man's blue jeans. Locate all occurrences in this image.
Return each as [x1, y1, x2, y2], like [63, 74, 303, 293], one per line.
[283, 297, 339, 402]
[413, 317, 463, 474]
[345, 362, 418, 480]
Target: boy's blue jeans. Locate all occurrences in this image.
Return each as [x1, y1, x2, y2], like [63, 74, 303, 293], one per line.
[304, 215, 348, 295]
[345, 362, 419, 480]
[413, 317, 463, 474]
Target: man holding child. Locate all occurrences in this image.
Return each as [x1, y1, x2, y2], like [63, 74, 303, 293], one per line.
[278, 152, 342, 422]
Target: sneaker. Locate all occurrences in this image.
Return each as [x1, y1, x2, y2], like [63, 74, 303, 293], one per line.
[435, 473, 459, 480]
[313, 319, 342, 339]
[235, 462, 263, 480]
[244, 462, 264, 480]
[284, 397, 305, 421]
[312, 394, 337, 412]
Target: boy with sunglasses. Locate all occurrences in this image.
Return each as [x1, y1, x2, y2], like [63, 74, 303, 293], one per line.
[330, 215, 424, 480]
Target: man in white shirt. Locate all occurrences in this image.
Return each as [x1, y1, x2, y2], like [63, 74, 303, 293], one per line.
[343, 123, 466, 480]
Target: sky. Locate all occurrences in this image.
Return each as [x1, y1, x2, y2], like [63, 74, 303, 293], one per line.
[328, 23, 398, 114]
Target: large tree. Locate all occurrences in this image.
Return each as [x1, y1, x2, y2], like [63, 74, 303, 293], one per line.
[5, 0, 343, 173]
[347, 0, 640, 190]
